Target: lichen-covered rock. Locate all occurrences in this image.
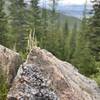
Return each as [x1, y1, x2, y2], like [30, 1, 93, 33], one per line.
[0, 45, 22, 86]
[7, 64, 59, 100]
[7, 47, 100, 100]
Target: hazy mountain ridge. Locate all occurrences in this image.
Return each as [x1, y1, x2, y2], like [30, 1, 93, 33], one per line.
[57, 12, 81, 30]
[57, 4, 92, 18]
[43, 8, 81, 30]
[39, 3, 92, 19]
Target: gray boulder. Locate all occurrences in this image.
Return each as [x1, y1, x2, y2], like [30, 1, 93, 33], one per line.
[0, 45, 22, 86]
[7, 47, 100, 100]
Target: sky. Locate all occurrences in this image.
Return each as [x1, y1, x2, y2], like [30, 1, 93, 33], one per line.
[25, 0, 91, 5]
[39, 0, 91, 5]
[58, 0, 91, 5]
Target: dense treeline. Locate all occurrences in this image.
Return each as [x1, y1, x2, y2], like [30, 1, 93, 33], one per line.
[88, 0, 100, 84]
[0, 0, 100, 98]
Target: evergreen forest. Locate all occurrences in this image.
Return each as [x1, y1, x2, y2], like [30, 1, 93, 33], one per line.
[0, 0, 100, 99]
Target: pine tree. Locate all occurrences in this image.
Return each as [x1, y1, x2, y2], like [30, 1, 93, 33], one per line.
[30, 0, 42, 40]
[8, 0, 28, 53]
[42, 0, 48, 34]
[71, 1, 98, 76]
[49, 0, 58, 33]
[61, 20, 69, 60]
[69, 23, 77, 61]
[88, 0, 100, 61]
[39, 0, 49, 48]
[0, 0, 8, 46]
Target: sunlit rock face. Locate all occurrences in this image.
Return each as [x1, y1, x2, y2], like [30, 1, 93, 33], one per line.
[7, 47, 100, 100]
[0, 45, 22, 86]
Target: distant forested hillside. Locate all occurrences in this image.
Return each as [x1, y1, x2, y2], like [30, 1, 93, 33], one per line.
[57, 13, 81, 30]
[42, 8, 81, 30]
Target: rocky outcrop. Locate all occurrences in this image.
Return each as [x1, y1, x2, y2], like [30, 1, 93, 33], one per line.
[0, 45, 22, 86]
[7, 47, 100, 100]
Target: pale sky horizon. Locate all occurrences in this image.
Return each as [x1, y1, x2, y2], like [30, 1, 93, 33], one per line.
[26, 0, 91, 5]
[58, 0, 91, 5]
[39, 0, 91, 5]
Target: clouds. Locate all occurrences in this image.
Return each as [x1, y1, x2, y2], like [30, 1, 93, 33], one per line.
[39, 0, 91, 5]
[58, 0, 91, 5]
